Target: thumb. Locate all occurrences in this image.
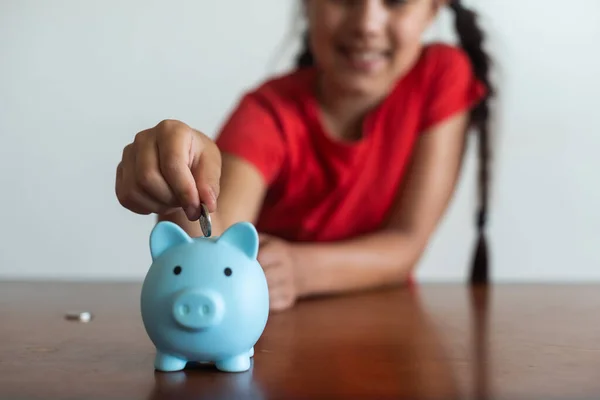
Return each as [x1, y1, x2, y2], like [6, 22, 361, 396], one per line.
[191, 133, 222, 214]
[259, 233, 274, 247]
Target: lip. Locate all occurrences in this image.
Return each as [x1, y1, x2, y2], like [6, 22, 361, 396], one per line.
[336, 45, 391, 73]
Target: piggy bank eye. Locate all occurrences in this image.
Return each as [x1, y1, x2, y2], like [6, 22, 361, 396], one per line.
[173, 266, 182, 275]
[224, 267, 232, 277]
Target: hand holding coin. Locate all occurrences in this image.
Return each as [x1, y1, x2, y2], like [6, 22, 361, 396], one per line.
[115, 120, 221, 221]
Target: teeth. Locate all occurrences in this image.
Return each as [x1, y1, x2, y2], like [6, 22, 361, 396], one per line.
[348, 51, 383, 62]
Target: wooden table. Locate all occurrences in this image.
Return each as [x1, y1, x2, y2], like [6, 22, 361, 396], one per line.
[1, 281, 600, 399]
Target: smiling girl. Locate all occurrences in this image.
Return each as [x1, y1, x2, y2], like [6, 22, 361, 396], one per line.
[116, 0, 494, 311]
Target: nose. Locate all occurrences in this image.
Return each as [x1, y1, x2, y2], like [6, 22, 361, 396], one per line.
[172, 289, 224, 330]
[350, 0, 387, 37]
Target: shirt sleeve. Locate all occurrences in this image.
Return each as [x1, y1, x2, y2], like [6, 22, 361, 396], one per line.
[215, 92, 286, 185]
[419, 46, 488, 132]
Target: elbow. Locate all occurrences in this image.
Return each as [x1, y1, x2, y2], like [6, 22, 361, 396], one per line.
[384, 230, 430, 282]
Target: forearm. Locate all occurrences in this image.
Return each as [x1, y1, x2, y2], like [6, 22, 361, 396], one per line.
[291, 230, 426, 298]
[290, 110, 472, 298]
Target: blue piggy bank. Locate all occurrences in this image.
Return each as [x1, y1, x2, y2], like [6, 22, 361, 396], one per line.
[140, 221, 269, 373]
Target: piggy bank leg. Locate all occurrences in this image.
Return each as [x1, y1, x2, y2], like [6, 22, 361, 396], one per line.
[154, 351, 187, 372]
[249, 347, 254, 357]
[215, 353, 251, 372]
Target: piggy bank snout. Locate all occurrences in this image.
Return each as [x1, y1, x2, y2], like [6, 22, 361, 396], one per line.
[172, 289, 225, 330]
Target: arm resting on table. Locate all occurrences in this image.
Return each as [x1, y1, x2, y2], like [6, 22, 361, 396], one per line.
[292, 111, 471, 297]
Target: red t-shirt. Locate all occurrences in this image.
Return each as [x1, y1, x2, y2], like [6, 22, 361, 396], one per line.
[215, 43, 486, 243]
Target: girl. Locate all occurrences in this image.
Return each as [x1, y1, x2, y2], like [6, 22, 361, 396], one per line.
[115, 0, 494, 312]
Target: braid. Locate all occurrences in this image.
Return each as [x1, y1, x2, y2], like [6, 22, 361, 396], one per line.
[449, 0, 495, 284]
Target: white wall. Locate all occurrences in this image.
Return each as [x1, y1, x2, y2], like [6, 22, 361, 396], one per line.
[1, 1, 598, 282]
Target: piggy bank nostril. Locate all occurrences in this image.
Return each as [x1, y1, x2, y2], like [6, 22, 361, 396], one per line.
[179, 304, 190, 316]
[198, 304, 210, 316]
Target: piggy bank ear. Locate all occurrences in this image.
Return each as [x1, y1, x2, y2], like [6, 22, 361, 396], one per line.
[150, 221, 193, 260]
[217, 222, 259, 259]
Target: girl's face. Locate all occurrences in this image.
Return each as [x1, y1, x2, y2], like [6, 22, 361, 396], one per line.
[304, 0, 442, 96]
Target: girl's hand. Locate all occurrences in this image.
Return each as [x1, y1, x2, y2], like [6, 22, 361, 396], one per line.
[115, 119, 221, 220]
[258, 234, 301, 312]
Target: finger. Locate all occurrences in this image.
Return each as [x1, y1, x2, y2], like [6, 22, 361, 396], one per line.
[269, 299, 287, 313]
[191, 134, 221, 213]
[116, 146, 145, 212]
[133, 132, 178, 207]
[156, 126, 200, 220]
[258, 233, 273, 247]
[117, 166, 154, 214]
[117, 145, 169, 215]
[264, 265, 287, 288]
[257, 247, 281, 269]
[269, 291, 295, 312]
[125, 185, 168, 215]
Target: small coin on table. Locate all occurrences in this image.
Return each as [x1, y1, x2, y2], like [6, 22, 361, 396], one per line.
[65, 311, 93, 323]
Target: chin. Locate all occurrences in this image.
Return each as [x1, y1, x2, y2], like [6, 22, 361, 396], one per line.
[327, 52, 398, 96]
[332, 71, 391, 97]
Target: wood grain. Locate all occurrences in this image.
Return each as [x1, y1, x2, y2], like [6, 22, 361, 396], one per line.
[1, 281, 600, 399]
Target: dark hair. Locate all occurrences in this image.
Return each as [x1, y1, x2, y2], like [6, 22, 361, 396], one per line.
[296, 32, 314, 69]
[295, 0, 494, 285]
